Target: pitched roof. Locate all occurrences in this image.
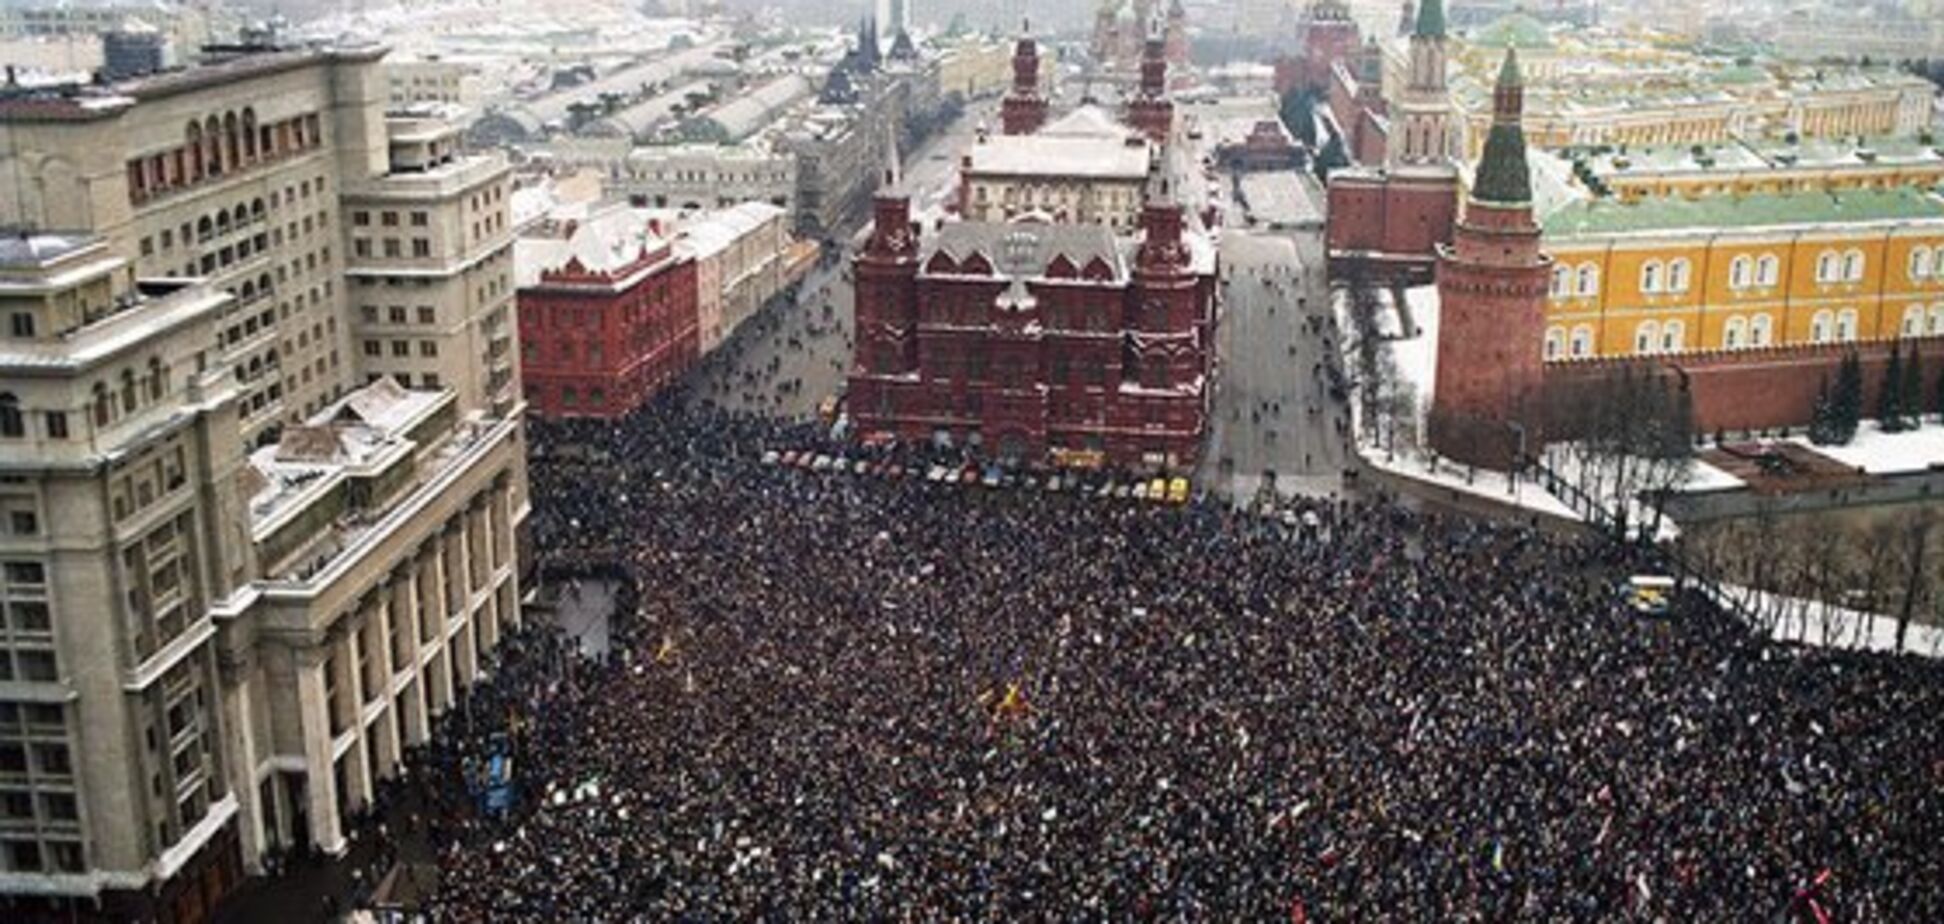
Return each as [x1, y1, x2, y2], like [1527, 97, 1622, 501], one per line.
[1415, 0, 1445, 39]
[923, 221, 1126, 282]
[1544, 188, 1944, 238]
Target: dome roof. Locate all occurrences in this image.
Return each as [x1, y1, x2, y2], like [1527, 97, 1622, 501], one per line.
[1472, 12, 1554, 51]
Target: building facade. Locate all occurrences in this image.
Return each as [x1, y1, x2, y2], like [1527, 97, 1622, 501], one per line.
[998, 27, 1048, 137]
[515, 205, 698, 419]
[848, 176, 1218, 469]
[342, 106, 521, 416]
[1431, 49, 1549, 469]
[1324, 0, 1461, 283]
[958, 108, 1153, 232]
[1539, 190, 1944, 362]
[0, 42, 528, 921]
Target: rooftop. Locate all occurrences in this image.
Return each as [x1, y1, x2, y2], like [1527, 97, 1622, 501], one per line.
[966, 132, 1152, 181]
[1544, 188, 1944, 238]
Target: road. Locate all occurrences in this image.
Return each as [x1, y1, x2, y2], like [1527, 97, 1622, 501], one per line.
[1199, 214, 1349, 502]
[687, 100, 999, 422]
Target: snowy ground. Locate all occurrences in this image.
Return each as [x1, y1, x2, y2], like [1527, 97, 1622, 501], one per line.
[1786, 421, 1944, 475]
[1714, 583, 1944, 659]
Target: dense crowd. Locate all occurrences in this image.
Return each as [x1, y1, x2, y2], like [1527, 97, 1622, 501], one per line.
[389, 393, 1944, 921]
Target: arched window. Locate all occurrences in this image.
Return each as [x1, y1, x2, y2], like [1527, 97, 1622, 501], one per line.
[216, 211, 231, 235]
[1667, 258, 1692, 294]
[120, 369, 138, 414]
[146, 358, 165, 401]
[1544, 326, 1565, 360]
[1634, 320, 1660, 354]
[1723, 316, 1747, 349]
[1810, 310, 1833, 343]
[1842, 249, 1865, 283]
[1932, 305, 1944, 335]
[1911, 245, 1933, 280]
[1729, 255, 1752, 289]
[185, 121, 204, 180]
[0, 394, 22, 438]
[1575, 263, 1600, 297]
[1570, 325, 1594, 358]
[1750, 313, 1774, 346]
[1903, 304, 1925, 338]
[1934, 249, 1944, 279]
[92, 383, 112, 427]
[1639, 261, 1664, 295]
[1837, 308, 1858, 341]
[1661, 319, 1686, 352]
[1816, 251, 1838, 283]
[1757, 254, 1780, 286]
[1550, 265, 1572, 298]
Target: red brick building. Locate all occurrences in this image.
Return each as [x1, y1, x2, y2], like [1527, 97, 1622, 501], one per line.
[515, 207, 698, 418]
[999, 25, 1048, 136]
[1278, 0, 1361, 96]
[1125, 27, 1176, 143]
[1430, 47, 1549, 469]
[847, 176, 1218, 469]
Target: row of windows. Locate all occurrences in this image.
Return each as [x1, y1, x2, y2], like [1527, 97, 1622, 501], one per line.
[1552, 246, 1936, 300]
[361, 339, 441, 358]
[1544, 304, 1944, 359]
[1908, 246, 1944, 281]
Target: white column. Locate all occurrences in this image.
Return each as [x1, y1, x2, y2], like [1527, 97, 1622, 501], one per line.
[296, 649, 345, 855]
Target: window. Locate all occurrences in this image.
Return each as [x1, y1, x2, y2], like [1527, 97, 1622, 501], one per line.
[8, 313, 32, 338]
[1639, 261, 1663, 295]
[1816, 251, 1838, 283]
[1903, 305, 1925, 338]
[416, 306, 435, 324]
[388, 306, 407, 324]
[380, 211, 399, 227]
[1756, 254, 1780, 286]
[1667, 258, 1691, 294]
[1634, 320, 1660, 354]
[1842, 249, 1864, 283]
[1729, 255, 1752, 289]
[1661, 320, 1685, 352]
[411, 239, 431, 258]
[410, 211, 428, 226]
[1550, 265, 1571, 298]
[362, 340, 380, 357]
[418, 340, 437, 357]
[1911, 245, 1934, 280]
[0, 395, 20, 439]
[1836, 308, 1858, 341]
[1575, 264, 1599, 297]
[352, 211, 370, 226]
[1933, 305, 1944, 335]
[382, 239, 401, 258]
[1810, 309, 1833, 343]
[43, 412, 66, 440]
[390, 340, 409, 357]
[1544, 326, 1564, 360]
[1570, 325, 1593, 358]
[9, 510, 36, 536]
[1723, 316, 1747, 350]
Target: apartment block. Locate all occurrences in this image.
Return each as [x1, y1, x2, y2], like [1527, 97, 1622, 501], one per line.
[0, 40, 527, 923]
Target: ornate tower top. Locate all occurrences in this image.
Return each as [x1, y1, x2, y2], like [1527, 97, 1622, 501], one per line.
[1473, 48, 1531, 205]
[1415, 0, 1445, 39]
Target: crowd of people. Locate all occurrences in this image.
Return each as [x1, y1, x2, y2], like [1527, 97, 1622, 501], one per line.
[388, 391, 1944, 920]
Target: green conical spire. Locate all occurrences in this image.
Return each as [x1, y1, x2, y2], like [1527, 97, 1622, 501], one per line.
[1497, 41, 1523, 88]
[1473, 47, 1531, 205]
[1415, 0, 1446, 38]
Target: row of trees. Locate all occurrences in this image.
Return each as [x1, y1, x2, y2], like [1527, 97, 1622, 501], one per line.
[1809, 343, 1939, 446]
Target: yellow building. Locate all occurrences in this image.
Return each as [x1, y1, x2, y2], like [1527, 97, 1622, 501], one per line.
[1540, 188, 1944, 361]
[1561, 137, 1944, 204]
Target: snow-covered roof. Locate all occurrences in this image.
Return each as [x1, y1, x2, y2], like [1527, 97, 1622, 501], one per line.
[514, 202, 673, 287]
[682, 74, 812, 144]
[247, 380, 448, 531]
[1041, 104, 1127, 140]
[965, 132, 1151, 181]
[923, 221, 1127, 282]
[675, 201, 786, 261]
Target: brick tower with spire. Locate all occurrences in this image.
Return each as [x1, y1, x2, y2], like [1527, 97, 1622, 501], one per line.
[848, 161, 921, 432]
[1125, 16, 1175, 142]
[1430, 48, 1551, 470]
[1000, 19, 1049, 136]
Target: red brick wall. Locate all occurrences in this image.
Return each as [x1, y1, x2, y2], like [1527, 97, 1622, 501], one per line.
[1542, 338, 1944, 436]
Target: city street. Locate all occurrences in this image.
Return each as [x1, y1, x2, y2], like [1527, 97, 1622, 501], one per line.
[1198, 217, 1349, 502]
[687, 101, 999, 422]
